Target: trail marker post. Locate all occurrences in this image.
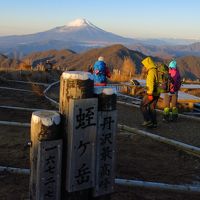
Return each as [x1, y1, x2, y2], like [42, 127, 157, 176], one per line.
[93, 87, 117, 199]
[59, 71, 96, 200]
[30, 110, 62, 200]
[30, 71, 117, 200]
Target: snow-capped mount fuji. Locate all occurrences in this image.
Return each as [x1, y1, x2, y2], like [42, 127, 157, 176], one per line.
[61, 18, 100, 29]
[1, 18, 200, 59]
[0, 18, 137, 57]
[39, 18, 135, 43]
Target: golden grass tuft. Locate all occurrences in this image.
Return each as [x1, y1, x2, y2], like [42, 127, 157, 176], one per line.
[110, 73, 131, 82]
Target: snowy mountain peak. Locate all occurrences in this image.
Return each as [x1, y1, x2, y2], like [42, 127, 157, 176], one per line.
[67, 18, 90, 27]
[66, 18, 100, 30]
[54, 18, 100, 33]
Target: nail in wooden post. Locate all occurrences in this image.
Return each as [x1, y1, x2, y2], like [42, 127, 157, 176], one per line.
[30, 110, 62, 200]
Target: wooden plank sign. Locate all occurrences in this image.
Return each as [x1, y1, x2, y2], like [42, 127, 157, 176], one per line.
[93, 87, 117, 197]
[66, 98, 98, 192]
[30, 110, 62, 200]
[94, 110, 117, 196]
[36, 140, 62, 200]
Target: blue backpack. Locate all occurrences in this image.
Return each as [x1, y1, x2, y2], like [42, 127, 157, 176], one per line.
[93, 61, 107, 83]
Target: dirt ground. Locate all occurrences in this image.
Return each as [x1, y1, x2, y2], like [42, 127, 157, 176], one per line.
[0, 79, 200, 200]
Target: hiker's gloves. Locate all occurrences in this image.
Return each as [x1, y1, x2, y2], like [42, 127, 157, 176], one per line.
[148, 95, 154, 101]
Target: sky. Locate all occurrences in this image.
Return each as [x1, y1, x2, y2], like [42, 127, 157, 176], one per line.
[0, 0, 200, 40]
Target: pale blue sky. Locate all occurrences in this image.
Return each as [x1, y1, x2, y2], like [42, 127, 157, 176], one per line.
[0, 0, 200, 39]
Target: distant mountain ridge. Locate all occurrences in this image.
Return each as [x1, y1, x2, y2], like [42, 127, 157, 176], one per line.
[176, 55, 200, 80]
[0, 18, 137, 57]
[0, 18, 200, 58]
[22, 44, 200, 80]
[23, 44, 147, 74]
[128, 42, 200, 59]
[1, 44, 200, 80]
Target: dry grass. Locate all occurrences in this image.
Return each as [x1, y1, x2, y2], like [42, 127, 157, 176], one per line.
[110, 71, 142, 83]
[0, 69, 61, 83]
[31, 84, 44, 96]
[110, 73, 131, 82]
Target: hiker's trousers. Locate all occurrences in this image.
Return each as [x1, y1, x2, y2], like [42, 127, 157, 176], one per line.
[163, 92, 178, 108]
[140, 94, 159, 124]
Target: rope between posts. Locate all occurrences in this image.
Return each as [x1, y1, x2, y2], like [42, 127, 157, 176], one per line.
[40, 81, 200, 122]
[118, 124, 200, 158]
[1, 166, 200, 194]
[0, 86, 34, 93]
[115, 178, 200, 194]
[0, 105, 57, 112]
[43, 81, 60, 108]
[0, 119, 199, 158]
[0, 120, 30, 127]
[117, 100, 200, 121]
[4, 79, 49, 86]
[0, 166, 30, 175]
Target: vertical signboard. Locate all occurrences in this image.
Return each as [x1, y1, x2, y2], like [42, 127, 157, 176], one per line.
[66, 98, 98, 192]
[36, 140, 62, 200]
[94, 110, 117, 196]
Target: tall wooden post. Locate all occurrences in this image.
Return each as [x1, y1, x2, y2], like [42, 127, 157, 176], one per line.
[93, 87, 117, 199]
[30, 110, 62, 200]
[59, 71, 94, 115]
[59, 71, 96, 200]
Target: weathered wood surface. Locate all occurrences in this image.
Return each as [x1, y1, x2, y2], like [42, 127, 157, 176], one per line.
[66, 98, 97, 192]
[30, 110, 62, 200]
[59, 71, 94, 200]
[93, 87, 117, 199]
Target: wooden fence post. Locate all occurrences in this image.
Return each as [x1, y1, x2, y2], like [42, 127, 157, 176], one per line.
[59, 71, 96, 200]
[30, 110, 62, 200]
[93, 87, 117, 199]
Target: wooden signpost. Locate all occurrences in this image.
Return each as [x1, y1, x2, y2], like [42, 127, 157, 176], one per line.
[59, 71, 95, 200]
[30, 110, 62, 200]
[93, 87, 117, 198]
[67, 98, 97, 192]
[30, 71, 117, 200]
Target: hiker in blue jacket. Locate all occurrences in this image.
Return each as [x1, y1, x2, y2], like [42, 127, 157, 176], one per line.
[93, 56, 111, 86]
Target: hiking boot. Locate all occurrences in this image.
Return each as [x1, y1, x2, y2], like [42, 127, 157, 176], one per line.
[163, 114, 170, 122]
[152, 123, 157, 128]
[147, 122, 157, 128]
[171, 107, 178, 121]
[163, 107, 170, 122]
[142, 121, 157, 128]
[171, 114, 178, 121]
[142, 120, 153, 127]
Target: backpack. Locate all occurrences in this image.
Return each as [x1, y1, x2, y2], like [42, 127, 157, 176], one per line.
[93, 61, 107, 83]
[157, 64, 172, 93]
[169, 68, 181, 93]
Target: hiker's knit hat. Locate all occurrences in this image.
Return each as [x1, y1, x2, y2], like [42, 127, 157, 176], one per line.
[169, 60, 177, 69]
[98, 56, 104, 61]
